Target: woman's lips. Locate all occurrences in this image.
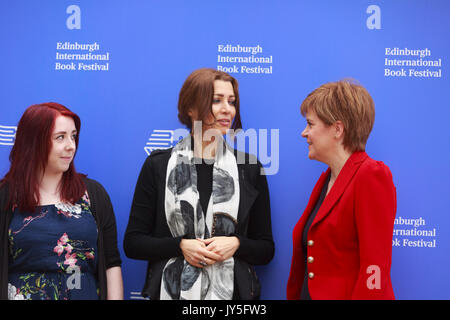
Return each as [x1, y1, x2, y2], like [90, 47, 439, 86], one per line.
[217, 119, 230, 126]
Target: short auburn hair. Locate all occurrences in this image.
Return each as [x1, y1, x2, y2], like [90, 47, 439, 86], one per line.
[300, 80, 375, 152]
[1, 102, 85, 212]
[178, 68, 242, 131]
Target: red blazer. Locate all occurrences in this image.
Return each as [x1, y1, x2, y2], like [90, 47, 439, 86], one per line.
[287, 151, 396, 300]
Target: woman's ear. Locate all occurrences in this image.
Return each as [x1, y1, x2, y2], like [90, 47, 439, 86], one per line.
[334, 120, 345, 139]
[188, 108, 198, 120]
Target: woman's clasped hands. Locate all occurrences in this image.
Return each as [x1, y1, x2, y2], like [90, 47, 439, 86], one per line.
[180, 236, 240, 268]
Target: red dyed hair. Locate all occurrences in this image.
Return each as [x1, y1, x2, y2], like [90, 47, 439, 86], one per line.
[1, 102, 86, 212]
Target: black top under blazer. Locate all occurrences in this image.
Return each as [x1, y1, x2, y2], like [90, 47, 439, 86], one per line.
[123, 148, 275, 300]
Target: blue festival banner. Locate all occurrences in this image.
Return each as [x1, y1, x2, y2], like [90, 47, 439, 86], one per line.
[1, 1, 449, 299]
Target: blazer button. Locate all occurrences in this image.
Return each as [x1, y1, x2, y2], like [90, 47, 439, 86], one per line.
[307, 256, 314, 263]
[307, 240, 314, 247]
[308, 272, 315, 279]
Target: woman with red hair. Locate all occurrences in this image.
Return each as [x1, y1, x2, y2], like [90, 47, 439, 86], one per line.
[0, 102, 123, 300]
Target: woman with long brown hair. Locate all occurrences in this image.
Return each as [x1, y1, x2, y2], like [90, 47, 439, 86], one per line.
[124, 68, 274, 300]
[0, 102, 123, 300]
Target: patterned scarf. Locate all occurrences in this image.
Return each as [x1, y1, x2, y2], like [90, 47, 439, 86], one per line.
[160, 135, 240, 300]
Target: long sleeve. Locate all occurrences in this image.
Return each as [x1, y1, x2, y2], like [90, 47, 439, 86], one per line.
[286, 220, 305, 299]
[351, 161, 396, 299]
[123, 155, 183, 261]
[96, 182, 122, 269]
[234, 162, 275, 265]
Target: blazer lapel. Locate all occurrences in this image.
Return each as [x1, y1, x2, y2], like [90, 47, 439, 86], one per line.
[294, 169, 330, 234]
[311, 151, 368, 228]
[237, 166, 259, 228]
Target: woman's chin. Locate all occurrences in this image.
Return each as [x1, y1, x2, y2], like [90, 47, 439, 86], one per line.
[307, 151, 317, 161]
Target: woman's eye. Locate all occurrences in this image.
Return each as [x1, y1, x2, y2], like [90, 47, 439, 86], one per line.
[213, 99, 221, 104]
[72, 134, 77, 140]
[228, 100, 236, 106]
[56, 135, 64, 140]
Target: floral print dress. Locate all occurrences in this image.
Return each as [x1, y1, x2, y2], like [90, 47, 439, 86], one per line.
[8, 193, 99, 300]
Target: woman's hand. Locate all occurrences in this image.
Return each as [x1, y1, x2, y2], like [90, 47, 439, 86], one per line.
[180, 238, 221, 268]
[201, 236, 240, 262]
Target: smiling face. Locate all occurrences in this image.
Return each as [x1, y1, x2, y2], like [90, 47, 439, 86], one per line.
[301, 109, 336, 163]
[209, 80, 236, 135]
[45, 115, 77, 176]
[190, 80, 236, 135]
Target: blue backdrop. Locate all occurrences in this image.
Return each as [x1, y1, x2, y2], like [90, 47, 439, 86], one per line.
[1, 1, 449, 299]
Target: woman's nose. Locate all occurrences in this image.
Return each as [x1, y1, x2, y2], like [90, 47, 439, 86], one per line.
[221, 102, 232, 113]
[66, 138, 76, 150]
[301, 127, 307, 138]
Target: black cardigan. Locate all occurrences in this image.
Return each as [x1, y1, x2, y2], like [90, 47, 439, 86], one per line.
[0, 178, 122, 300]
[123, 148, 275, 300]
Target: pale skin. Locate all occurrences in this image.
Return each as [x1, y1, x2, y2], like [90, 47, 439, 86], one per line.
[40, 115, 124, 299]
[301, 109, 352, 195]
[180, 80, 240, 268]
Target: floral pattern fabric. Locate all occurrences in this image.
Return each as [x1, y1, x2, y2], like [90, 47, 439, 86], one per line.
[8, 193, 99, 300]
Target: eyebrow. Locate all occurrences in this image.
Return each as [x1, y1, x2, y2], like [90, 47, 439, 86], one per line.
[213, 93, 235, 97]
[54, 130, 77, 135]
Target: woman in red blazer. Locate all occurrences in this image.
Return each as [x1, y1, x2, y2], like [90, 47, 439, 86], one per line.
[287, 80, 397, 300]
